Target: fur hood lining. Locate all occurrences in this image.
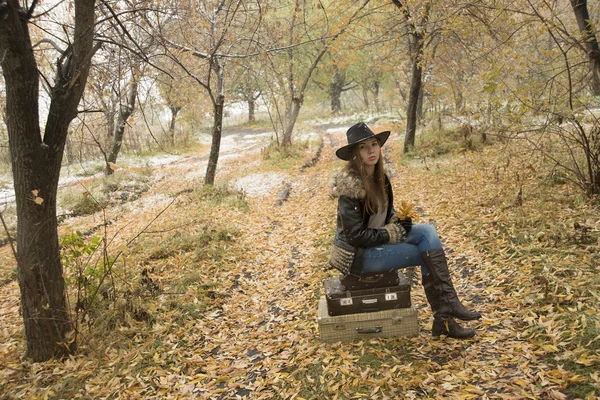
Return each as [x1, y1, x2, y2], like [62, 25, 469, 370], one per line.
[329, 170, 366, 199]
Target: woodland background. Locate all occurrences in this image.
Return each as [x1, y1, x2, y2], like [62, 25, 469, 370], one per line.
[1, 0, 600, 398]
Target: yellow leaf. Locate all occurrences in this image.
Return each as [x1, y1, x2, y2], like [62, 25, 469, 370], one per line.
[397, 200, 417, 219]
[542, 344, 559, 353]
[575, 356, 595, 366]
[31, 189, 39, 196]
[34, 196, 44, 205]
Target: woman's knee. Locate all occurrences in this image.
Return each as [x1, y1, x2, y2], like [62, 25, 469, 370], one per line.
[410, 223, 442, 249]
[413, 223, 438, 237]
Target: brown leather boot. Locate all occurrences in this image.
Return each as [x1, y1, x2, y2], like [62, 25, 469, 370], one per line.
[423, 274, 476, 339]
[432, 318, 476, 338]
[421, 249, 481, 321]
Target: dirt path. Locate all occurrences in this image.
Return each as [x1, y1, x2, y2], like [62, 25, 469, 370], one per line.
[178, 124, 347, 398]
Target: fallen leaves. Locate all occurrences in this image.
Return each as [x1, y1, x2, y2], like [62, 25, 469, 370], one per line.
[0, 125, 598, 399]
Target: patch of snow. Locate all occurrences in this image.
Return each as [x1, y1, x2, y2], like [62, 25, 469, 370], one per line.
[218, 154, 240, 162]
[0, 185, 15, 208]
[133, 194, 172, 209]
[184, 167, 207, 181]
[196, 133, 213, 145]
[146, 154, 183, 167]
[232, 172, 288, 197]
[298, 131, 321, 142]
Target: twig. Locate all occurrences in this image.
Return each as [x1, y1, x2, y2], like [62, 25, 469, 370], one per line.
[125, 197, 176, 247]
[32, 38, 66, 54]
[0, 210, 18, 265]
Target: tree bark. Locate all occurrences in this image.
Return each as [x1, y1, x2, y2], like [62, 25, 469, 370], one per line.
[395, 78, 407, 104]
[405, 38, 424, 152]
[455, 89, 464, 114]
[205, 56, 226, 186]
[373, 80, 381, 113]
[0, 0, 96, 361]
[248, 99, 255, 122]
[205, 94, 224, 185]
[282, 96, 303, 148]
[331, 91, 342, 114]
[417, 82, 424, 123]
[362, 83, 370, 110]
[106, 78, 138, 175]
[570, 0, 600, 95]
[330, 67, 346, 114]
[169, 106, 181, 145]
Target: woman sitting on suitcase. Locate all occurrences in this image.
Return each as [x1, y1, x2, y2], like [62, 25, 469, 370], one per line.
[329, 122, 482, 339]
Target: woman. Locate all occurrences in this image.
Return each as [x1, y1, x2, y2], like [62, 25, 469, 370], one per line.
[329, 122, 481, 339]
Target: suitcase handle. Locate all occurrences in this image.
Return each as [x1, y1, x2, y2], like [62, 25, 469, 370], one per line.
[361, 298, 379, 311]
[356, 326, 383, 334]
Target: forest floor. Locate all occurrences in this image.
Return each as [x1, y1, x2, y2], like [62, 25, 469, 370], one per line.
[0, 119, 599, 399]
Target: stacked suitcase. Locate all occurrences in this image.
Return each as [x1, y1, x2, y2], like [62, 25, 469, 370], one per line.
[318, 270, 418, 342]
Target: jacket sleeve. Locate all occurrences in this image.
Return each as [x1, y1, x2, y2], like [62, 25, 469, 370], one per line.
[338, 195, 390, 248]
[388, 206, 398, 224]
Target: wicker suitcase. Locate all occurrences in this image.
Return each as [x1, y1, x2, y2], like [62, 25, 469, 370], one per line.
[324, 273, 411, 316]
[317, 298, 418, 342]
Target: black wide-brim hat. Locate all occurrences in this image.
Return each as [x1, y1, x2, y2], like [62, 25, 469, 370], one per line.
[335, 122, 390, 161]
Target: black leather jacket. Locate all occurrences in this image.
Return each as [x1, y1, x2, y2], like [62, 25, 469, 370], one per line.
[329, 170, 397, 276]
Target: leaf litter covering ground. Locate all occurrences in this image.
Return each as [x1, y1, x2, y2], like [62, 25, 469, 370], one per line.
[0, 124, 599, 399]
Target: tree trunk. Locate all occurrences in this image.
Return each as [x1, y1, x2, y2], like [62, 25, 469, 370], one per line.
[395, 78, 407, 104]
[331, 91, 342, 114]
[106, 79, 138, 175]
[455, 89, 464, 114]
[362, 84, 370, 110]
[392, 1, 429, 152]
[330, 67, 345, 114]
[373, 80, 381, 113]
[204, 55, 226, 186]
[417, 83, 424, 123]
[169, 106, 181, 146]
[205, 95, 224, 185]
[248, 98, 255, 122]
[404, 35, 424, 152]
[282, 96, 303, 149]
[0, 0, 96, 361]
[570, 0, 600, 95]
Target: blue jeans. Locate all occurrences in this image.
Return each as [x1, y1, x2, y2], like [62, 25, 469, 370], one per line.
[362, 224, 442, 276]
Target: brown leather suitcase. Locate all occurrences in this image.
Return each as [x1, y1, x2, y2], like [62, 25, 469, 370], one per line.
[324, 271, 411, 316]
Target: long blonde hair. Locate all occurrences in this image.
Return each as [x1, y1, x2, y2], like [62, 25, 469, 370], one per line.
[346, 141, 387, 215]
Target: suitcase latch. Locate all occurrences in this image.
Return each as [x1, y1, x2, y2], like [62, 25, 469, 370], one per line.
[340, 298, 353, 306]
[385, 293, 398, 301]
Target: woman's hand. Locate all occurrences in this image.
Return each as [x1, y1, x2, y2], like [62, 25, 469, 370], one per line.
[397, 217, 412, 234]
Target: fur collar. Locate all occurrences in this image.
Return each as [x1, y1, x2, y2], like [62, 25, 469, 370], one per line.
[330, 169, 366, 199]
